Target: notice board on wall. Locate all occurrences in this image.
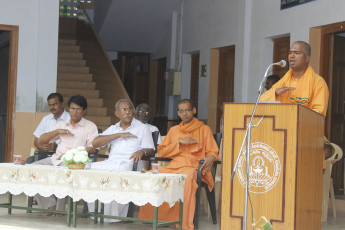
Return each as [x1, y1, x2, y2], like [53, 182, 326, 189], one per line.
[281, 0, 316, 10]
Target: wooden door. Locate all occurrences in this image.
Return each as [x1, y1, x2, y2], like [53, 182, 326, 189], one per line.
[273, 36, 290, 77]
[156, 58, 166, 116]
[217, 46, 235, 132]
[0, 31, 10, 162]
[0, 25, 18, 162]
[112, 56, 125, 83]
[116, 52, 150, 104]
[190, 53, 199, 110]
[133, 72, 149, 105]
[330, 34, 345, 194]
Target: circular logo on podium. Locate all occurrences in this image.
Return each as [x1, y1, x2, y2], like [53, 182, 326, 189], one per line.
[236, 142, 281, 194]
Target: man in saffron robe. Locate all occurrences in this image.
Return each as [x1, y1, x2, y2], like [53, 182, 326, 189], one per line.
[139, 99, 219, 230]
[261, 41, 330, 167]
[260, 41, 329, 116]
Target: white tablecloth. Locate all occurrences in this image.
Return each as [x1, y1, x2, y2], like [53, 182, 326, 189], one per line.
[0, 163, 186, 207]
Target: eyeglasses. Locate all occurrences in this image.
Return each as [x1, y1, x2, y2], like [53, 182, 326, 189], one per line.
[69, 107, 83, 112]
[137, 111, 150, 116]
[177, 108, 193, 114]
[119, 107, 134, 113]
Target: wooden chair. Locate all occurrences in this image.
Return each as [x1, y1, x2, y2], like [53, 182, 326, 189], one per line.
[321, 143, 343, 221]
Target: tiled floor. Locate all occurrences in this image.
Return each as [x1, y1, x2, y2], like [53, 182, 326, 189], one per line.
[0, 193, 344, 230]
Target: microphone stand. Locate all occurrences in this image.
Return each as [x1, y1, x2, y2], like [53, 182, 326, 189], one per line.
[230, 62, 282, 230]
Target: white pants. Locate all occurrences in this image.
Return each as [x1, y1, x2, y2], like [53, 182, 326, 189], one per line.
[32, 157, 66, 211]
[87, 158, 143, 223]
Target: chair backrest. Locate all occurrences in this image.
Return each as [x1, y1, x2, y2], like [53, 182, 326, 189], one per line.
[327, 143, 343, 174]
[213, 133, 222, 149]
[152, 131, 160, 153]
[212, 133, 223, 179]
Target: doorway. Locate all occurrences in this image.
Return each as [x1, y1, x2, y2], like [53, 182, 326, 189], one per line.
[190, 53, 200, 111]
[208, 45, 235, 132]
[314, 22, 345, 194]
[329, 32, 345, 194]
[272, 36, 290, 77]
[216, 46, 235, 133]
[0, 31, 9, 162]
[0, 24, 19, 163]
[113, 52, 150, 106]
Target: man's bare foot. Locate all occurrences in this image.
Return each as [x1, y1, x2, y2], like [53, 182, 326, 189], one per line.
[42, 212, 53, 216]
[53, 213, 65, 217]
[113, 220, 126, 224]
[42, 206, 56, 216]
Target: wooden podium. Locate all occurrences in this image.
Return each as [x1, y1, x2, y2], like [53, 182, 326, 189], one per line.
[221, 103, 324, 230]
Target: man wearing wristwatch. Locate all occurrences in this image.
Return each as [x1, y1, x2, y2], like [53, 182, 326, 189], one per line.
[89, 98, 154, 223]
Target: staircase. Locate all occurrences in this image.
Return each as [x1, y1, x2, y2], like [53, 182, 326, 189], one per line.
[57, 38, 112, 132]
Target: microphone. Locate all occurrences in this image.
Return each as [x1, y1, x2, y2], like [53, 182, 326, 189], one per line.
[258, 60, 286, 93]
[276, 60, 286, 67]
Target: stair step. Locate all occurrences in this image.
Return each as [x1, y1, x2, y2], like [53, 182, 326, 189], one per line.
[58, 66, 89, 74]
[65, 106, 107, 116]
[59, 45, 80, 52]
[64, 97, 103, 107]
[85, 115, 112, 126]
[59, 52, 83, 60]
[59, 39, 77, 45]
[58, 88, 99, 98]
[57, 38, 112, 134]
[58, 59, 86, 67]
[57, 80, 96, 90]
[87, 107, 107, 116]
[58, 73, 93, 82]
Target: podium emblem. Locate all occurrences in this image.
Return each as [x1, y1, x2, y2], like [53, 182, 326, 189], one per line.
[236, 142, 281, 194]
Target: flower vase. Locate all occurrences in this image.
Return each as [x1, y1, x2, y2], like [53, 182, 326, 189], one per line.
[67, 164, 85, 170]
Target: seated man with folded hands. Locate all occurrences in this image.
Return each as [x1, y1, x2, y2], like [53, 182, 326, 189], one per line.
[88, 99, 154, 223]
[33, 95, 98, 215]
[139, 99, 219, 230]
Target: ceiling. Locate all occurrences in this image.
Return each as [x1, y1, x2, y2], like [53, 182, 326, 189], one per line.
[94, 0, 182, 53]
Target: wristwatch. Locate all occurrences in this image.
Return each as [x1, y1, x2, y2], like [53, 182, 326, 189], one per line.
[142, 149, 147, 156]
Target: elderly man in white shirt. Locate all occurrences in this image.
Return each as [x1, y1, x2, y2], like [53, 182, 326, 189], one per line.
[33, 93, 70, 151]
[135, 103, 161, 145]
[89, 99, 154, 223]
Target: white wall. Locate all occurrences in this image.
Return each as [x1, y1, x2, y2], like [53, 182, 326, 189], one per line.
[248, 0, 345, 101]
[154, 0, 345, 120]
[168, 0, 240, 119]
[0, 0, 59, 113]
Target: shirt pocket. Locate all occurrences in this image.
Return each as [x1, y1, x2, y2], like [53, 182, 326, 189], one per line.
[125, 137, 140, 152]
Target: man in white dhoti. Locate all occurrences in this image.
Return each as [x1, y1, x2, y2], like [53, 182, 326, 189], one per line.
[88, 99, 154, 223]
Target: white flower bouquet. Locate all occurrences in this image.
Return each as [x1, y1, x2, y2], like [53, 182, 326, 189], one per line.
[61, 146, 90, 167]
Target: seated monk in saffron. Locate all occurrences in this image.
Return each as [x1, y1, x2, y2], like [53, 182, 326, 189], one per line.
[138, 98, 219, 230]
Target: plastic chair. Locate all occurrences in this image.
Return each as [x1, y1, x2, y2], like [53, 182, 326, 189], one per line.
[321, 143, 343, 221]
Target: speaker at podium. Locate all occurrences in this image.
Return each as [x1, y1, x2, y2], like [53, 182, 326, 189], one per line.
[221, 103, 324, 230]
